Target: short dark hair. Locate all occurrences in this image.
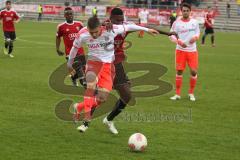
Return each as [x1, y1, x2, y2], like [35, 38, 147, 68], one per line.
[87, 16, 100, 30]
[111, 7, 123, 16]
[181, 2, 191, 11]
[64, 7, 73, 12]
[6, 0, 11, 4]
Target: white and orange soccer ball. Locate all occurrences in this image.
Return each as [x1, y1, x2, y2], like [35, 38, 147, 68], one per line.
[128, 133, 147, 152]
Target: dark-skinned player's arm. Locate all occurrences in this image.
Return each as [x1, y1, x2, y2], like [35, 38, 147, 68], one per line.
[169, 22, 187, 48]
[157, 29, 179, 38]
[56, 35, 64, 56]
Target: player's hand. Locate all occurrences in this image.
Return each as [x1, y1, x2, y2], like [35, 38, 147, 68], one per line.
[103, 20, 113, 32]
[189, 36, 199, 44]
[181, 43, 187, 48]
[177, 39, 187, 48]
[147, 29, 159, 36]
[168, 32, 178, 39]
[57, 49, 64, 56]
[68, 67, 76, 76]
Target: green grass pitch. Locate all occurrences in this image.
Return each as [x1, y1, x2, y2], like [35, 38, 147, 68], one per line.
[0, 21, 239, 160]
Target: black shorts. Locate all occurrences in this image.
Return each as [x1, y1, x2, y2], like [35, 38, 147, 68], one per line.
[4, 31, 16, 41]
[113, 62, 130, 89]
[205, 28, 214, 34]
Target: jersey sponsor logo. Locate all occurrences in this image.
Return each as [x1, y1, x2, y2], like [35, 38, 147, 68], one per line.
[179, 28, 195, 34]
[88, 41, 113, 49]
[68, 33, 78, 40]
[6, 17, 13, 21]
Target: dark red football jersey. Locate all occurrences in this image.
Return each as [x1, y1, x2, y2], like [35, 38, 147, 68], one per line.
[114, 31, 129, 64]
[56, 21, 84, 56]
[204, 13, 213, 29]
[0, 9, 19, 32]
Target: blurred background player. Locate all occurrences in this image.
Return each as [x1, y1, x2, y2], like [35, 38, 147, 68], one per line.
[102, 7, 178, 135]
[0, 0, 20, 58]
[138, 7, 149, 38]
[68, 16, 158, 133]
[56, 7, 86, 87]
[37, 4, 43, 21]
[169, 3, 200, 101]
[169, 10, 177, 28]
[201, 7, 215, 47]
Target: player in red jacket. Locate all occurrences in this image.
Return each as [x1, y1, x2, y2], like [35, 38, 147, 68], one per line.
[0, 0, 20, 58]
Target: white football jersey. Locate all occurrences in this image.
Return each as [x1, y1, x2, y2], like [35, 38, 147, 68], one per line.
[170, 18, 200, 52]
[69, 24, 149, 63]
[138, 10, 149, 24]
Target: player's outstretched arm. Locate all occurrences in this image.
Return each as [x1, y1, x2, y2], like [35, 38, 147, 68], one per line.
[157, 30, 179, 38]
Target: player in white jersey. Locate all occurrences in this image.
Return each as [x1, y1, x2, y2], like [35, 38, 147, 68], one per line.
[138, 8, 149, 38]
[169, 3, 200, 101]
[67, 16, 158, 132]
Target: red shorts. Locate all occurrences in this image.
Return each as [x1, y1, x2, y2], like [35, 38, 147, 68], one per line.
[86, 60, 115, 91]
[175, 50, 198, 70]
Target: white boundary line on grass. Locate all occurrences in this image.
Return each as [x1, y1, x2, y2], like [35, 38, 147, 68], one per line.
[16, 37, 54, 46]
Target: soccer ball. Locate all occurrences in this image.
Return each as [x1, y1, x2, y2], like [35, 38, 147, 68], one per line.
[128, 133, 147, 152]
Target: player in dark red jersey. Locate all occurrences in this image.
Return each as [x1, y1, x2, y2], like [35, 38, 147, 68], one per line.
[102, 7, 177, 134]
[0, 0, 20, 58]
[201, 7, 215, 47]
[56, 7, 86, 87]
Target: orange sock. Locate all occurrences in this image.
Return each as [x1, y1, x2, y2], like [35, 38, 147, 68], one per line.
[189, 75, 197, 94]
[176, 75, 183, 95]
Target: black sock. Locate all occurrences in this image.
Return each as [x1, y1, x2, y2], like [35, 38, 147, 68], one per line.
[71, 73, 78, 81]
[90, 107, 96, 116]
[201, 35, 206, 44]
[5, 42, 9, 49]
[211, 35, 214, 44]
[83, 120, 90, 127]
[107, 99, 126, 121]
[8, 44, 13, 54]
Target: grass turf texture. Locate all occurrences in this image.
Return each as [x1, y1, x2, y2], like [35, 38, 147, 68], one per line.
[0, 21, 239, 160]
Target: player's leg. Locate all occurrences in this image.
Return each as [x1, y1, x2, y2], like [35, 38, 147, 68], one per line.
[3, 32, 10, 55]
[210, 29, 215, 47]
[138, 23, 146, 38]
[106, 63, 131, 121]
[77, 69, 98, 132]
[103, 83, 131, 134]
[107, 83, 131, 121]
[103, 63, 131, 134]
[201, 29, 208, 45]
[8, 32, 16, 58]
[77, 62, 114, 132]
[187, 52, 198, 101]
[170, 50, 186, 100]
[72, 55, 87, 88]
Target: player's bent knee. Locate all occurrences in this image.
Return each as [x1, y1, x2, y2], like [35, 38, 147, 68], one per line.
[86, 71, 97, 83]
[177, 70, 184, 75]
[190, 70, 197, 76]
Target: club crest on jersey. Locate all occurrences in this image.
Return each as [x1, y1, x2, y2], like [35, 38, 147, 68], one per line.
[76, 27, 79, 30]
